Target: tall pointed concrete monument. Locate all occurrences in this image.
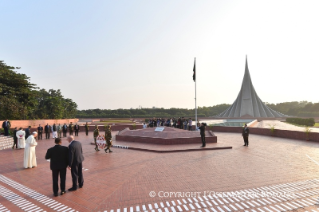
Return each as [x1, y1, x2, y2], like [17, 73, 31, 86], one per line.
[218, 57, 287, 118]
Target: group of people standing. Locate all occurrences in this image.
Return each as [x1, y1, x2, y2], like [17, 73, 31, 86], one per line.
[41, 122, 82, 140]
[147, 117, 193, 130]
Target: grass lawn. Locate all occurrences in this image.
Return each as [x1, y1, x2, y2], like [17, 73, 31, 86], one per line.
[284, 121, 317, 128]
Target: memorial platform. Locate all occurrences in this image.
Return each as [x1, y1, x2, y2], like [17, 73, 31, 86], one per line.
[116, 127, 217, 145]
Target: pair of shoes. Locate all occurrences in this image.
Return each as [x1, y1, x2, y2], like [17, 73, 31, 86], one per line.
[68, 187, 77, 191]
[104, 149, 108, 153]
[243, 145, 246, 146]
[54, 193, 58, 197]
[79, 185, 83, 188]
[109, 150, 113, 153]
[60, 191, 66, 195]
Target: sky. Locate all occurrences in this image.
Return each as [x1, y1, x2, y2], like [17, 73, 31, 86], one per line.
[1, 0, 319, 110]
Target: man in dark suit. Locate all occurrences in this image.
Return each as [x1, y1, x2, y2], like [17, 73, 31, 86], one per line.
[67, 136, 84, 191]
[25, 126, 31, 139]
[242, 124, 249, 147]
[37, 124, 43, 140]
[12, 127, 18, 149]
[45, 138, 68, 197]
[74, 123, 79, 136]
[45, 124, 50, 139]
[2, 119, 11, 136]
[199, 123, 206, 147]
[62, 123, 68, 137]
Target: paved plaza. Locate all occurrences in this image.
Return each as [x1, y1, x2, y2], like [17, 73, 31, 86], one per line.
[1, 131, 319, 212]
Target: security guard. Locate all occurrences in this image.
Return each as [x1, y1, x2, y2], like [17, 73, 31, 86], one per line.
[104, 125, 113, 153]
[93, 125, 100, 151]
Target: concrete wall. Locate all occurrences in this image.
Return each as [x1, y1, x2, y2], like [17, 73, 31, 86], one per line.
[1, 119, 79, 129]
[209, 126, 316, 142]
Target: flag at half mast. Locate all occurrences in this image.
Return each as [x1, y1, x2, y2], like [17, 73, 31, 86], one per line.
[193, 58, 196, 82]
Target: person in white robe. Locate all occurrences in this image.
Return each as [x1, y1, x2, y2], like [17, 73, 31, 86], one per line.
[24, 132, 38, 168]
[52, 124, 57, 139]
[16, 128, 26, 149]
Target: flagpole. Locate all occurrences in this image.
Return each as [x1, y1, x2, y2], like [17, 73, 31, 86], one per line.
[195, 57, 197, 125]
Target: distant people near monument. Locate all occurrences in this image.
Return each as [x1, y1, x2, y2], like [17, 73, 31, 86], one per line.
[188, 118, 193, 131]
[57, 124, 62, 138]
[143, 123, 147, 129]
[242, 124, 249, 147]
[85, 122, 89, 136]
[45, 138, 68, 197]
[67, 136, 84, 191]
[45, 124, 51, 139]
[62, 123, 68, 137]
[2, 119, 11, 136]
[25, 126, 31, 139]
[104, 125, 113, 153]
[199, 123, 206, 148]
[74, 123, 79, 136]
[183, 119, 188, 130]
[69, 122, 74, 135]
[24, 132, 38, 169]
[37, 124, 43, 140]
[17, 128, 26, 148]
[52, 124, 57, 139]
[12, 127, 18, 149]
[93, 125, 100, 151]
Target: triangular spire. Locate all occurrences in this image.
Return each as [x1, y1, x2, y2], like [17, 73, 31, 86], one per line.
[217, 56, 287, 118]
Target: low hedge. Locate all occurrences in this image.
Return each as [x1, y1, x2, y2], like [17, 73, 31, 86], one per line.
[286, 117, 315, 126]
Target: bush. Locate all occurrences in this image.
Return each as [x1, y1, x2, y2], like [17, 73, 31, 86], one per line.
[286, 117, 315, 126]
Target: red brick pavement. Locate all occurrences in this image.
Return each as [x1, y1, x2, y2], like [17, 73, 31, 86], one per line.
[0, 131, 319, 211]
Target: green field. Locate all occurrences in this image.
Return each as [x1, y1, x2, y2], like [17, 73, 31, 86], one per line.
[314, 123, 319, 127]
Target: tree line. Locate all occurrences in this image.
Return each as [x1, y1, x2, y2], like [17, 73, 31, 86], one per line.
[77, 101, 319, 118]
[0, 60, 77, 120]
[77, 104, 231, 118]
[266, 101, 319, 117]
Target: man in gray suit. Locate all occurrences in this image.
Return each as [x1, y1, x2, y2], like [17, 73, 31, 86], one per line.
[67, 136, 84, 191]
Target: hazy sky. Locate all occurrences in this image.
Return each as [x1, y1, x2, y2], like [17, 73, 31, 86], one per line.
[1, 0, 319, 110]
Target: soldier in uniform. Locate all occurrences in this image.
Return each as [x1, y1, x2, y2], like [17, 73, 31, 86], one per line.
[37, 124, 43, 140]
[74, 123, 79, 136]
[93, 125, 100, 151]
[57, 124, 62, 138]
[62, 123, 68, 137]
[85, 122, 89, 136]
[104, 125, 113, 153]
[69, 122, 74, 135]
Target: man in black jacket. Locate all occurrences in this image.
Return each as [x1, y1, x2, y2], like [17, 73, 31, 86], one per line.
[25, 126, 31, 139]
[2, 119, 11, 136]
[37, 124, 43, 140]
[242, 124, 249, 147]
[199, 123, 206, 147]
[45, 124, 50, 139]
[62, 123, 68, 137]
[67, 136, 84, 191]
[45, 138, 68, 196]
[74, 123, 79, 136]
[12, 127, 18, 149]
